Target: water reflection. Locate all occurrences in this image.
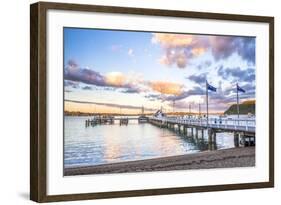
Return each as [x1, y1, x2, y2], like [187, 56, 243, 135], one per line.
[64, 116, 237, 168]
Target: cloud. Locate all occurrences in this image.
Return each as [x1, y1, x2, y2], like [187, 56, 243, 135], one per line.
[82, 86, 93, 90]
[128, 48, 134, 57]
[168, 85, 255, 112]
[158, 48, 189, 68]
[209, 36, 236, 61]
[64, 80, 80, 89]
[65, 99, 156, 111]
[65, 60, 197, 96]
[105, 71, 146, 93]
[67, 59, 78, 68]
[144, 94, 162, 101]
[120, 87, 141, 94]
[143, 86, 204, 103]
[237, 38, 256, 64]
[148, 81, 184, 95]
[152, 33, 255, 69]
[64, 59, 255, 111]
[191, 47, 206, 56]
[152, 33, 194, 47]
[152, 33, 208, 69]
[186, 73, 207, 85]
[164, 86, 204, 101]
[105, 72, 127, 87]
[223, 83, 255, 98]
[210, 36, 255, 64]
[144, 79, 255, 112]
[64, 60, 143, 93]
[165, 81, 255, 111]
[65, 60, 107, 86]
[217, 66, 255, 83]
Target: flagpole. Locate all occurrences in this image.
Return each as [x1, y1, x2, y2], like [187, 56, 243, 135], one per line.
[236, 83, 239, 119]
[199, 103, 201, 117]
[206, 81, 209, 128]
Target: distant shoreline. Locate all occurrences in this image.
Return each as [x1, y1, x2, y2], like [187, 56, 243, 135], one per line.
[64, 112, 223, 117]
[64, 147, 255, 176]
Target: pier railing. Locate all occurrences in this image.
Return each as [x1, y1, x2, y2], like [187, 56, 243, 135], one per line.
[149, 116, 255, 133]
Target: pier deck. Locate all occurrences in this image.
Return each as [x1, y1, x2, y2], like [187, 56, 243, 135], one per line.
[149, 116, 255, 147]
[149, 116, 255, 134]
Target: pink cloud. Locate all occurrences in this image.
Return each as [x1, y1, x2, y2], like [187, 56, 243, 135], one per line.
[149, 81, 184, 95]
[152, 33, 255, 69]
[152, 33, 208, 69]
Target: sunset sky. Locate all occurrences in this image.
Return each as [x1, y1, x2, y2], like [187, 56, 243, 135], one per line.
[64, 28, 256, 114]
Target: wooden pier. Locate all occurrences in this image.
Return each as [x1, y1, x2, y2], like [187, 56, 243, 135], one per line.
[85, 116, 115, 127]
[85, 116, 141, 127]
[84, 115, 255, 147]
[119, 118, 129, 125]
[149, 116, 255, 147]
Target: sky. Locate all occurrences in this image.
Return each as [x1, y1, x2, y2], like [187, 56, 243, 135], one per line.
[64, 27, 256, 114]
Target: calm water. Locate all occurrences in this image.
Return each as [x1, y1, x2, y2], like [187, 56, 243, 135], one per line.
[64, 116, 244, 168]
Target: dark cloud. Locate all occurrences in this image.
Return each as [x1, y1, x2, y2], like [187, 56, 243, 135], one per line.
[210, 36, 255, 65]
[144, 94, 162, 101]
[64, 60, 141, 93]
[217, 66, 255, 83]
[164, 86, 204, 101]
[153, 34, 255, 69]
[64, 80, 80, 89]
[236, 38, 256, 65]
[210, 37, 237, 61]
[64, 61, 106, 86]
[120, 87, 141, 94]
[186, 73, 207, 85]
[82, 86, 93, 90]
[67, 59, 78, 67]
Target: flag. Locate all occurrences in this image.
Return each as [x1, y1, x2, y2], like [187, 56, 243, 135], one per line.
[207, 82, 217, 92]
[237, 84, 245, 93]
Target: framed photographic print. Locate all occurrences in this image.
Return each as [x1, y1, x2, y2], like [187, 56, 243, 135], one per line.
[30, 1, 274, 202]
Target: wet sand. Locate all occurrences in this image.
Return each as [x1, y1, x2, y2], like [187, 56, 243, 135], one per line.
[64, 147, 255, 176]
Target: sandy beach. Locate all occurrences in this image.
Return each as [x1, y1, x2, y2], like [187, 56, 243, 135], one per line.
[64, 147, 255, 176]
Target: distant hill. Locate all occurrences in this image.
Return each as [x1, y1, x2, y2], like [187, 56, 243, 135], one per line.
[242, 100, 255, 105]
[224, 100, 255, 115]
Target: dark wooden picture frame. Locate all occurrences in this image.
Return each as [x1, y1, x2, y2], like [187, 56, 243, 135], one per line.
[30, 1, 274, 202]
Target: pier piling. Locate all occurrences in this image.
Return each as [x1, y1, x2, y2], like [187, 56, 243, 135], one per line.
[234, 132, 240, 147]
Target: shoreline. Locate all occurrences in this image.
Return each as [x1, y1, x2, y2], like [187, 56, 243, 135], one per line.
[64, 147, 255, 176]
